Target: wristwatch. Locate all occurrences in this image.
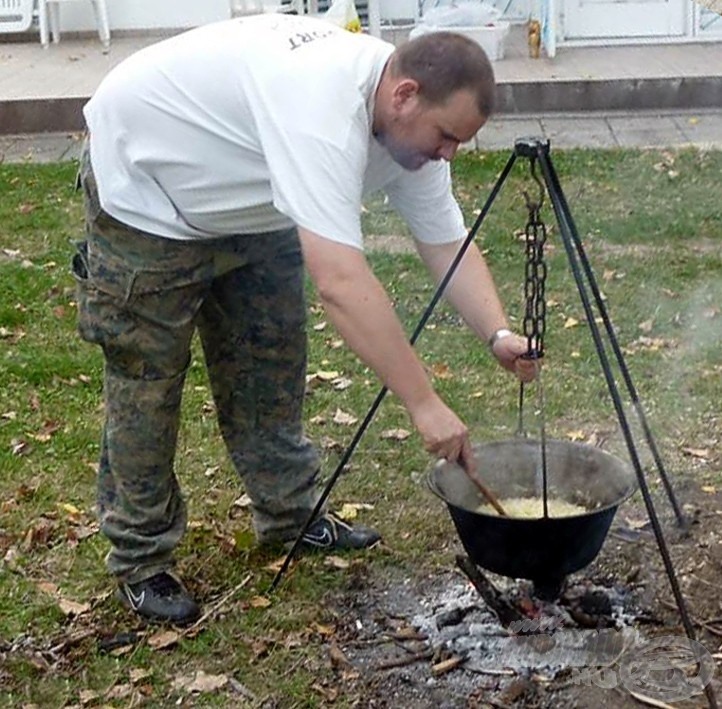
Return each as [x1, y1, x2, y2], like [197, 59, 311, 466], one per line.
[488, 328, 514, 349]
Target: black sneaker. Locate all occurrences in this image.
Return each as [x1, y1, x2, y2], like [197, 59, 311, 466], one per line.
[116, 571, 201, 625]
[301, 512, 381, 551]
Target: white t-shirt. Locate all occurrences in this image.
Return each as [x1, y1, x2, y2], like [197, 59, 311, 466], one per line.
[83, 14, 467, 249]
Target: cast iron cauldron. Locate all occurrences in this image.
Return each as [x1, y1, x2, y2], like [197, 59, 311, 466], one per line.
[428, 439, 637, 599]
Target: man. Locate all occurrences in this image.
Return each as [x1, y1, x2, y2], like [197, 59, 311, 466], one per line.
[74, 13, 536, 625]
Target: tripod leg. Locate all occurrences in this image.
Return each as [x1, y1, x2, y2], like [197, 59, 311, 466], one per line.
[268, 151, 519, 593]
[541, 155, 686, 527]
[535, 148, 711, 702]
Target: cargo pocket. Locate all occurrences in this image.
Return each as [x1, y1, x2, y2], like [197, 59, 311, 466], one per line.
[72, 239, 117, 347]
[73, 233, 214, 378]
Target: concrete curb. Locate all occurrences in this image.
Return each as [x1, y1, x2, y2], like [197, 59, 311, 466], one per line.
[497, 76, 722, 114]
[2, 76, 722, 135]
[0, 98, 87, 135]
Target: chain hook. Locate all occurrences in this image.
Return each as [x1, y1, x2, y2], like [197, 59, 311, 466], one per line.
[522, 157, 545, 215]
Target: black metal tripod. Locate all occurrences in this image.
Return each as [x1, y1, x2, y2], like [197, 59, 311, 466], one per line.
[269, 138, 716, 708]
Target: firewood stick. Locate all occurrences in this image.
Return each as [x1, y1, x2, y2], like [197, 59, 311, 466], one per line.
[456, 555, 523, 627]
[375, 649, 434, 670]
[431, 655, 467, 676]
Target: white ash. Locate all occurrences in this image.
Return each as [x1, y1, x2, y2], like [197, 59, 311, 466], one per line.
[410, 577, 639, 675]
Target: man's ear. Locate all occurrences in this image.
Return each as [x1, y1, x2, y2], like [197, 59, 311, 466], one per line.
[391, 78, 421, 111]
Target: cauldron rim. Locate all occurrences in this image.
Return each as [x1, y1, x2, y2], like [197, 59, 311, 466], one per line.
[427, 437, 638, 521]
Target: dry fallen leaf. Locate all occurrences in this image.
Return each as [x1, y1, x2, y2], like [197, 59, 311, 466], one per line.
[638, 319, 654, 333]
[311, 622, 335, 637]
[174, 670, 229, 694]
[58, 598, 91, 617]
[325, 555, 350, 570]
[701, 485, 716, 494]
[249, 595, 271, 609]
[336, 502, 374, 520]
[11, 438, 30, 456]
[36, 581, 59, 596]
[79, 689, 99, 705]
[265, 556, 287, 573]
[320, 436, 342, 451]
[233, 494, 252, 509]
[682, 447, 711, 460]
[332, 409, 358, 426]
[328, 641, 352, 670]
[623, 336, 675, 354]
[148, 629, 180, 650]
[22, 518, 55, 551]
[429, 363, 453, 380]
[563, 317, 580, 329]
[305, 370, 341, 391]
[30, 420, 61, 443]
[332, 377, 353, 391]
[105, 683, 133, 700]
[129, 668, 152, 684]
[566, 430, 586, 442]
[308, 370, 339, 382]
[312, 682, 339, 702]
[380, 428, 411, 441]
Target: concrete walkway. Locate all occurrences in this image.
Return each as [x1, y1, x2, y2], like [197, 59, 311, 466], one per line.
[1, 107, 721, 165]
[474, 108, 722, 150]
[1, 24, 722, 133]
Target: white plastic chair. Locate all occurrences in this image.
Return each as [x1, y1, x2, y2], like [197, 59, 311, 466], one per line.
[0, 0, 34, 33]
[37, 0, 110, 48]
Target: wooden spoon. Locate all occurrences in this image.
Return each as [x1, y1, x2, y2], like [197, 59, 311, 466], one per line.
[464, 467, 508, 517]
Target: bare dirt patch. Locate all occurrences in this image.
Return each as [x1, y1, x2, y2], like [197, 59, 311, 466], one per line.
[319, 480, 722, 708]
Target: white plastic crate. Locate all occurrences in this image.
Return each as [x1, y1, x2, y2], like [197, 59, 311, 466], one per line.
[409, 20, 510, 61]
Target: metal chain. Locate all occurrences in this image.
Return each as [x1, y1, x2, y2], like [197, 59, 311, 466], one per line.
[517, 158, 549, 439]
[522, 179, 548, 359]
[519, 157, 550, 514]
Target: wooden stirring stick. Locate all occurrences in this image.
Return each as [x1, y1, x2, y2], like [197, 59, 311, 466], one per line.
[464, 468, 508, 517]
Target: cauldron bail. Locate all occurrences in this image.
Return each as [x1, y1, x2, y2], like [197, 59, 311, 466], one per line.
[428, 438, 637, 598]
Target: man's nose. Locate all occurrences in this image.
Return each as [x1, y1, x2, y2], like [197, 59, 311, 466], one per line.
[437, 141, 459, 161]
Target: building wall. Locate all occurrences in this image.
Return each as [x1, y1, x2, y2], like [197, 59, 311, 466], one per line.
[40, 0, 719, 41]
[55, 0, 531, 31]
[55, 0, 230, 32]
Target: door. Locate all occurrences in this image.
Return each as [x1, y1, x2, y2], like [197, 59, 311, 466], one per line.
[564, 0, 687, 39]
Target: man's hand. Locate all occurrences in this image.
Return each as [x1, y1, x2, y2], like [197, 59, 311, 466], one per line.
[407, 394, 476, 474]
[492, 333, 539, 383]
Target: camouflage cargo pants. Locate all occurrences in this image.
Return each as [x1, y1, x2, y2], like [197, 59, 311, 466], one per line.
[73, 144, 322, 584]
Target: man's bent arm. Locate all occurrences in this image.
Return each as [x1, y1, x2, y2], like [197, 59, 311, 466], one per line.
[298, 228, 475, 468]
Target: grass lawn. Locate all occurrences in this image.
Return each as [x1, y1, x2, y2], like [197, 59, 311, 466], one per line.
[0, 147, 720, 707]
